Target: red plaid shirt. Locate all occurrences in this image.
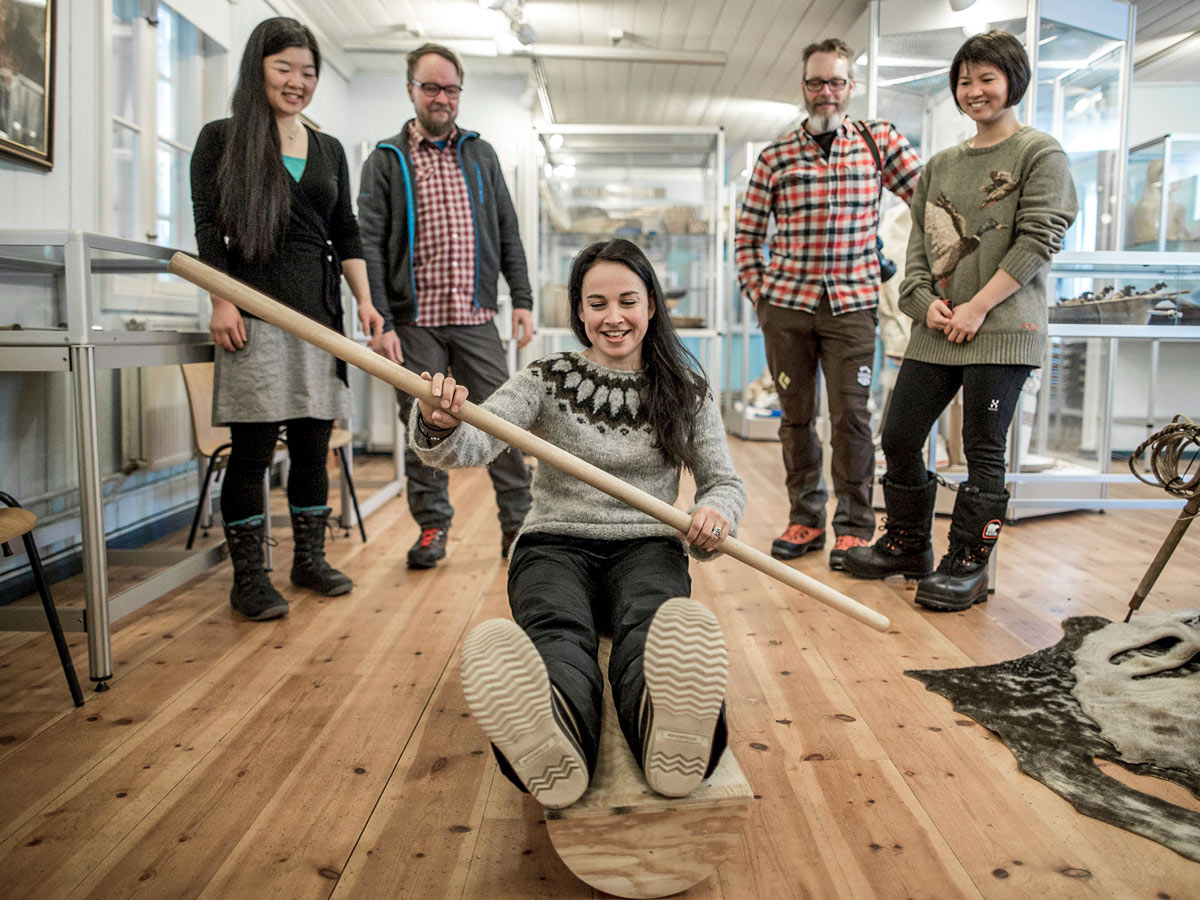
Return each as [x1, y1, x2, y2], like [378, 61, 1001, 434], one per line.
[409, 122, 492, 327]
[735, 118, 921, 315]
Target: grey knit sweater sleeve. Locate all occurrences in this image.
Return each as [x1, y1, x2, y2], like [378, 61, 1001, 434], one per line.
[898, 127, 1078, 367]
[410, 351, 746, 559]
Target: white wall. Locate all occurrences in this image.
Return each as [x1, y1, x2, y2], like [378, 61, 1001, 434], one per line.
[0, 1, 102, 231]
[344, 72, 531, 184]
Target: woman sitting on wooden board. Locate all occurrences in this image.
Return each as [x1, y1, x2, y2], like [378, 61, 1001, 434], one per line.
[411, 239, 746, 808]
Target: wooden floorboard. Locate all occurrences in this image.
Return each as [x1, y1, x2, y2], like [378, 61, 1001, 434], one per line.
[1, 440, 1197, 899]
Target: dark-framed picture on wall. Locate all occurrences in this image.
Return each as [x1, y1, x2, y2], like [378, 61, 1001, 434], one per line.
[0, 0, 56, 169]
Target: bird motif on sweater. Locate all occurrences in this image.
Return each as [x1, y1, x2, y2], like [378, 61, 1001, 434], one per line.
[980, 170, 1020, 208]
[927, 193, 1008, 281]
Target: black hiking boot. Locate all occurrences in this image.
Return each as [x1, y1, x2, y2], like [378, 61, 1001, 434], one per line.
[290, 506, 353, 596]
[224, 516, 289, 621]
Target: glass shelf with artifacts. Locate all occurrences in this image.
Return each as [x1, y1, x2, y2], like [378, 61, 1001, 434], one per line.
[993, 252, 1200, 519]
[527, 125, 725, 381]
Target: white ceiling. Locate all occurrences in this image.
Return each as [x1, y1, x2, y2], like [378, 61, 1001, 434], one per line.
[284, 0, 1200, 152]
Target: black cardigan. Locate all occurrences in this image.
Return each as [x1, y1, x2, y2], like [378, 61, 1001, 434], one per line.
[190, 118, 363, 331]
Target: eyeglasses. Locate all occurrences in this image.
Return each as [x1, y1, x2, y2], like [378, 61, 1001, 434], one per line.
[410, 79, 462, 99]
[804, 77, 849, 92]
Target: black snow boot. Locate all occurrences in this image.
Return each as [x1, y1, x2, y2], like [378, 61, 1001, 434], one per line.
[224, 516, 289, 621]
[842, 474, 937, 580]
[915, 485, 1008, 612]
[290, 506, 353, 596]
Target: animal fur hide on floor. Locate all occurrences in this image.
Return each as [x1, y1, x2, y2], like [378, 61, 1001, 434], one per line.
[907, 611, 1200, 861]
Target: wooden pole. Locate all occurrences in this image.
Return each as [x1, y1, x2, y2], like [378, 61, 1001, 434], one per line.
[169, 253, 890, 632]
[1125, 494, 1199, 622]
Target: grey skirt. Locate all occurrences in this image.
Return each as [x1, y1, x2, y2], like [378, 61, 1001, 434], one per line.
[213, 316, 351, 425]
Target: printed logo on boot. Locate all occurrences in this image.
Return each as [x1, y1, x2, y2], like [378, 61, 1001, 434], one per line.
[988, 398, 999, 412]
[982, 519, 1002, 540]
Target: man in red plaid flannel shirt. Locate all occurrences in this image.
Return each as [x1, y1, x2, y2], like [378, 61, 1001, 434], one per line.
[735, 38, 921, 570]
[359, 44, 533, 570]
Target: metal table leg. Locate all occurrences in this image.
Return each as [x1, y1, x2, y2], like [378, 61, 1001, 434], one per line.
[71, 344, 112, 689]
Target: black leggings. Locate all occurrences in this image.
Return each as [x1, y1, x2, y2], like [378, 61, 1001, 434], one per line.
[221, 418, 333, 523]
[882, 360, 1031, 493]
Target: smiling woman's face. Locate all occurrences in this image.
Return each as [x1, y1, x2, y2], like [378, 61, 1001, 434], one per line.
[263, 46, 317, 117]
[577, 261, 656, 371]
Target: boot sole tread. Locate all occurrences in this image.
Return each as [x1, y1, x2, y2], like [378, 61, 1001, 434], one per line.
[461, 619, 587, 809]
[643, 598, 727, 798]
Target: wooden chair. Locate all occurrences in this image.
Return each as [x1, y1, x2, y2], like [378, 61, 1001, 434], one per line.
[180, 364, 367, 556]
[0, 492, 85, 707]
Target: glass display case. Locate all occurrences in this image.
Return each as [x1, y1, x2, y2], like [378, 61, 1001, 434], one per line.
[529, 125, 724, 379]
[1047, 251, 1200, 327]
[723, 142, 780, 440]
[1125, 135, 1200, 253]
[995, 251, 1200, 518]
[852, 0, 1133, 252]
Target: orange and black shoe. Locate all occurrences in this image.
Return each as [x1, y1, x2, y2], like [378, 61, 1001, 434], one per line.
[829, 534, 870, 571]
[407, 526, 448, 570]
[770, 524, 825, 560]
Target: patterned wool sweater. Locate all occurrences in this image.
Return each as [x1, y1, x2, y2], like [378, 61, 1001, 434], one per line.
[899, 126, 1078, 367]
[410, 351, 746, 558]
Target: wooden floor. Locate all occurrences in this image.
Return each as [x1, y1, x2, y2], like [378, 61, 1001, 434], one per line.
[1, 439, 1197, 899]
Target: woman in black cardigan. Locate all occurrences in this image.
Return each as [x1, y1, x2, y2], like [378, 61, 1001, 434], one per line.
[190, 17, 383, 621]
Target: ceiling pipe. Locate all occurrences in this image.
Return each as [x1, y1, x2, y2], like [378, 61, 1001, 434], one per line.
[344, 39, 727, 66]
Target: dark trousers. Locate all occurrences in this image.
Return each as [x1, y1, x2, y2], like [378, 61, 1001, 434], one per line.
[759, 296, 877, 538]
[882, 359, 1032, 493]
[394, 321, 531, 533]
[504, 534, 727, 779]
[221, 418, 333, 522]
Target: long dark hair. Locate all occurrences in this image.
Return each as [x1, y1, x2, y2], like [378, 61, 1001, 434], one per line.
[568, 239, 708, 471]
[218, 17, 321, 261]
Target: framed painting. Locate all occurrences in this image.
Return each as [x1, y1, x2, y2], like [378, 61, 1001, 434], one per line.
[0, 0, 56, 169]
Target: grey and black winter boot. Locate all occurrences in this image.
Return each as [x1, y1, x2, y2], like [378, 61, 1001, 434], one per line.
[843, 474, 937, 580]
[290, 506, 353, 596]
[224, 516, 289, 621]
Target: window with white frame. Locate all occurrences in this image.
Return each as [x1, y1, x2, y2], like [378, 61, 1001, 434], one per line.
[109, 0, 221, 252]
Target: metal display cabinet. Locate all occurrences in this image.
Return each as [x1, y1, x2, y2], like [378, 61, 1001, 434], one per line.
[1000, 251, 1200, 519]
[1125, 135, 1200, 253]
[723, 142, 783, 442]
[526, 125, 725, 384]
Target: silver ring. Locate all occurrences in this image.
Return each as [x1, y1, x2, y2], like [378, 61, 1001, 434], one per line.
[711, 526, 722, 537]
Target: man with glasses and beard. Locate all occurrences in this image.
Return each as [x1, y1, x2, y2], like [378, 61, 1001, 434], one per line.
[735, 38, 922, 571]
[359, 43, 533, 570]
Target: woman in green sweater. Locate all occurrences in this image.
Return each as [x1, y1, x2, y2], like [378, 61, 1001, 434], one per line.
[844, 30, 1078, 610]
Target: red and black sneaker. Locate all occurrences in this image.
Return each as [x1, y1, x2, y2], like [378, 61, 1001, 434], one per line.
[770, 524, 825, 560]
[407, 527, 448, 570]
[829, 534, 870, 571]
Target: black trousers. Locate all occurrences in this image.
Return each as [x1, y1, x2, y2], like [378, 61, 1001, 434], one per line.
[882, 359, 1031, 493]
[504, 534, 726, 781]
[221, 418, 333, 523]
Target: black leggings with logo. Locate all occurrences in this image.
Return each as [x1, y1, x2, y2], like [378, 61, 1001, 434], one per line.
[882, 359, 1031, 493]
